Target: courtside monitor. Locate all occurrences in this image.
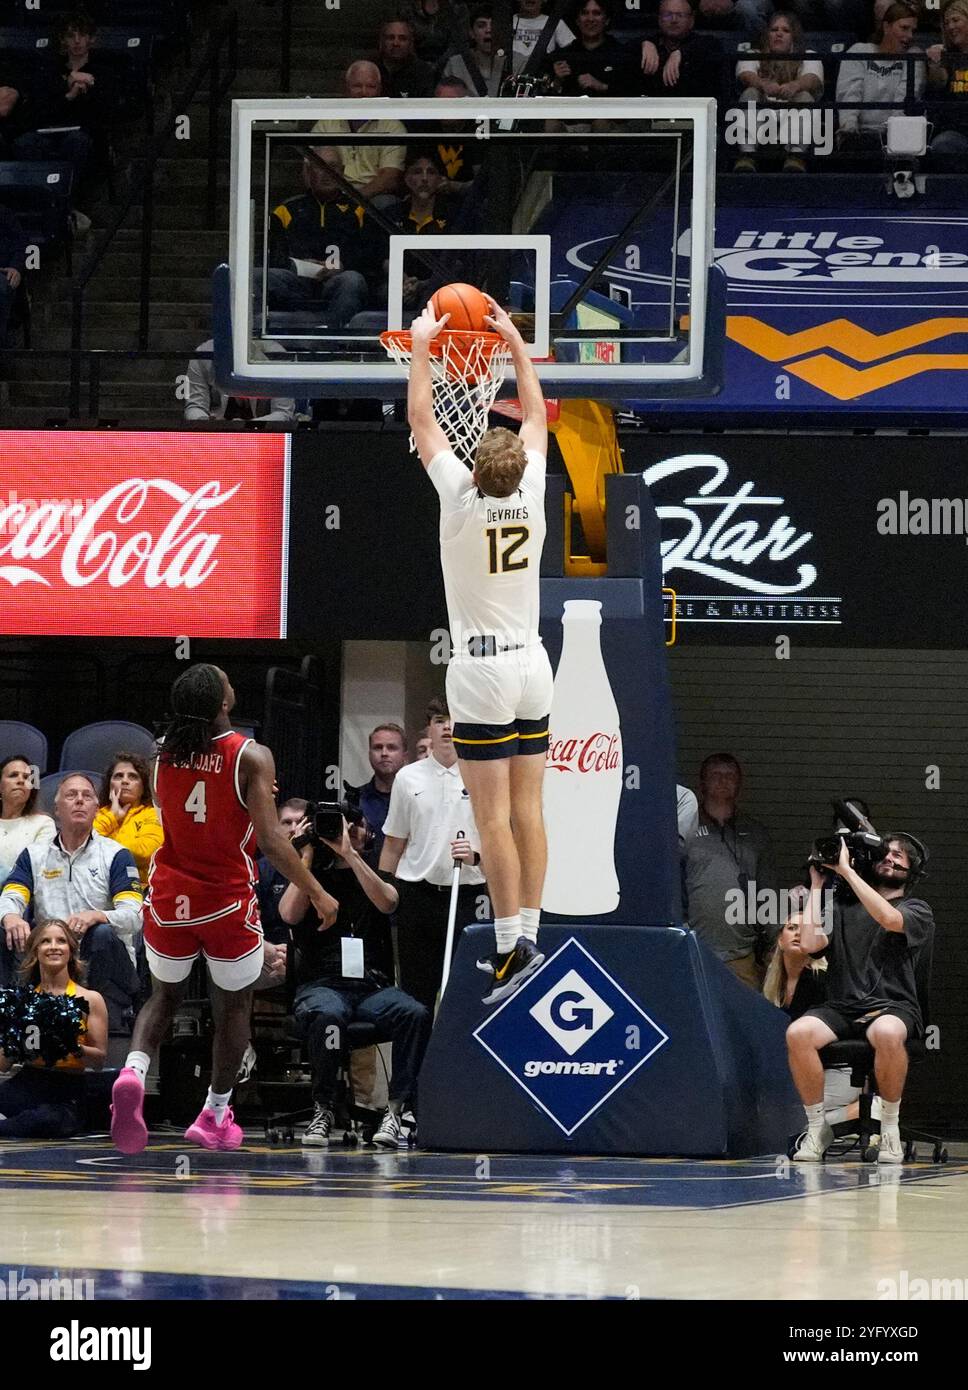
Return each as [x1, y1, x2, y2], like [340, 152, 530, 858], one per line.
[219, 97, 720, 401]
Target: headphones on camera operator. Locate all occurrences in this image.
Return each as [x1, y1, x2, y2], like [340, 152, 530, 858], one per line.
[807, 799, 929, 895]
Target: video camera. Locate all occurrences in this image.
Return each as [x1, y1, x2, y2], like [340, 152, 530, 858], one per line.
[291, 785, 369, 856]
[808, 799, 887, 881]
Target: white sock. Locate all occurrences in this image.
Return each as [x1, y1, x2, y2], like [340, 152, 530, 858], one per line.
[495, 916, 521, 954]
[124, 1051, 150, 1084]
[519, 907, 540, 944]
[879, 1098, 901, 1132]
[804, 1101, 826, 1133]
[205, 1088, 232, 1124]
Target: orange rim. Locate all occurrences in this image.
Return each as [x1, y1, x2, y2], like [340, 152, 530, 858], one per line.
[380, 328, 506, 360]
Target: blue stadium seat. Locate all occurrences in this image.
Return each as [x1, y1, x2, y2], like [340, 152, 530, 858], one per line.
[59, 721, 156, 774]
[0, 721, 48, 775]
[37, 769, 103, 815]
[0, 161, 75, 273]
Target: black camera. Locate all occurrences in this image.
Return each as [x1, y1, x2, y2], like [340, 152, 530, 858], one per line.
[292, 785, 367, 853]
[808, 799, 887, 878]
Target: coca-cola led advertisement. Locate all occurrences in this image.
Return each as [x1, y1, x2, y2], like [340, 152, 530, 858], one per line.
[0, 432, 290, 638]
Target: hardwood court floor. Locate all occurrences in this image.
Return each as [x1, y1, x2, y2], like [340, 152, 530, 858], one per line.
[1, 1135, 966, 1300]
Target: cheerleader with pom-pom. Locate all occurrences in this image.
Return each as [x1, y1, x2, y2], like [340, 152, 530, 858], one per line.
[0, 920, 107, 1137]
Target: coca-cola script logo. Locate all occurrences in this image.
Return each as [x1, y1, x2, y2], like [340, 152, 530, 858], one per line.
[0, 479, 238, 590]
[547, 733, 620, 774]
[642, 454, 818, 596]
[0, 432, 289, 638]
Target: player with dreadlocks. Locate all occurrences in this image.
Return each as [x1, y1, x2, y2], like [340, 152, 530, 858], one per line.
[110, 664, 338, 1154]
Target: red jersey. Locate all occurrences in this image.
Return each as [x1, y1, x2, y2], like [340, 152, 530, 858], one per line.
[148, 730, 257, 925]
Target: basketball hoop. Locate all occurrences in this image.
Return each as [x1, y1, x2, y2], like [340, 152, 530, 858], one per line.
[381, 328, 511, 468]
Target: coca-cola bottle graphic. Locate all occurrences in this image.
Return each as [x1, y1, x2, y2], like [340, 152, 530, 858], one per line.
[542, 599, 623, 915]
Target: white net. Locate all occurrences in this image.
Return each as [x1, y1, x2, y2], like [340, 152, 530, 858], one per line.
[382, 331, 511, 468]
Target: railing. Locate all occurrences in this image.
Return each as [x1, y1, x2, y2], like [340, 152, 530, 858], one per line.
[67, 9, 239, 417]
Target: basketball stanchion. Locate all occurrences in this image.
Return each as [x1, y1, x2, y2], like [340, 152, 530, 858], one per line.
[436, 829, 464, 1017]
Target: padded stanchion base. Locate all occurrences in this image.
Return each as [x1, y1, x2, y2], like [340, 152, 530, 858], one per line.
[419, 925, 802, 1156]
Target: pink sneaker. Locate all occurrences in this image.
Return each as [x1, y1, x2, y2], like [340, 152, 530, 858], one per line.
[184, 1106, 244, 1151]
[110, 1069, 148, 1154]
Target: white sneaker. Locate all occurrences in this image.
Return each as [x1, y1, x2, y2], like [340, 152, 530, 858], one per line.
[793, 1123, 834, 1162]
[301, 1104, 334, 1148]
[372, 1108, 402, 1150]
[878, 1129, 904, 1164]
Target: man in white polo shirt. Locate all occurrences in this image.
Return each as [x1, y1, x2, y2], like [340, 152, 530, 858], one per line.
[379, 698, 486, 1011]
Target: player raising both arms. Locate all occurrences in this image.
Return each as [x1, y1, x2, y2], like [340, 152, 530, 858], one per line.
[407, 294, 552, 1005]
[110, 664, 338, 1153]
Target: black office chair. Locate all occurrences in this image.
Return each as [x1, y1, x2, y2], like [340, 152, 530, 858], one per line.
[793, 927, 948, 1163]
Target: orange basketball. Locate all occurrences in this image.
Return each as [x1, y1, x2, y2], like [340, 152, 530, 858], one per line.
[431, 283, 491, 333]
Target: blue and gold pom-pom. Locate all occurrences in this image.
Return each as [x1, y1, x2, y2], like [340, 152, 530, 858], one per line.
[0, 988, 89, 1066]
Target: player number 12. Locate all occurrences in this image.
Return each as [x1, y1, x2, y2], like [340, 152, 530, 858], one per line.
[486, 525, 529, 575]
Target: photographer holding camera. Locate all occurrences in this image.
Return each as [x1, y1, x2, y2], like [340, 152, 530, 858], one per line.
[786, 812, 933, 1166]
[280, 810, 431, 1151]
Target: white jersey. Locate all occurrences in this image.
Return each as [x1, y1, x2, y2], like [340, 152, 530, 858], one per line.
[427, 448, 546, 656]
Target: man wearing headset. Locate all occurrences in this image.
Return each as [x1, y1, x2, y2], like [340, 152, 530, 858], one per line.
[786, 831, 932, 1165]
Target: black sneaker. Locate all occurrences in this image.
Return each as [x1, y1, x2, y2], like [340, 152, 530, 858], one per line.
[477, 937, 545, 1006]
[302, 1104, 334, 1148]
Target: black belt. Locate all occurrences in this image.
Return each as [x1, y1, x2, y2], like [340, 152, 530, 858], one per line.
[467, 635, 525, 657]
[403, 878, 481, 894]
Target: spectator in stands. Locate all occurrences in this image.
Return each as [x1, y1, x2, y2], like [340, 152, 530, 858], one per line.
[255, 798, 307, 978]
[548, 0, 637, 97]
[512, 0, 575, 76]
[9, 13, 111, 198]
[379, 697, 486, 1012]
[94, 753, 163, 889]
[0, 920, 107, 1138]
[0, 774, 141, 1035]
[432, 78, 482, 194]
[265, 148, 377, 322]
[440, 5, 506, 96]
[835, 3, 926, 146]
[0, 206, 26, 345]
[399, 0, 471, 67]
[375, 17, 437, 97]
[733, 11, 825, 171]
[283, 814, 431, 1150]
[311, 62, 406, 209]
[927, 0, 968, 168]
[640, 0, 726, 99]
[413, 728, 432, 759]
[184, 340, 296, 422]
[347, 723, 409, 867]
[0, 756, 55, 902]
[681, 753, 777, 989]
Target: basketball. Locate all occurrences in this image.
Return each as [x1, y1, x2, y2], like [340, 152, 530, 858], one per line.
[430, 283, 491, 333]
